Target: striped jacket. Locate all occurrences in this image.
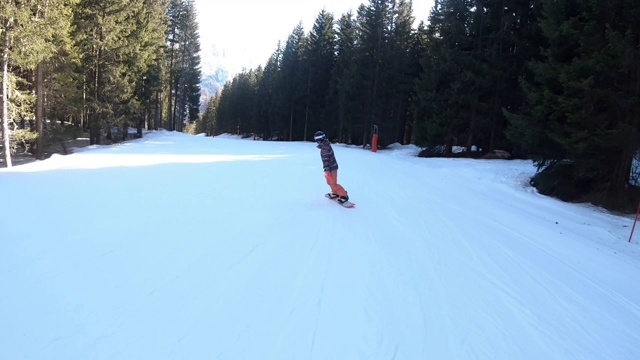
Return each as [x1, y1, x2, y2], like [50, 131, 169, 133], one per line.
[317, 139, 339, 172]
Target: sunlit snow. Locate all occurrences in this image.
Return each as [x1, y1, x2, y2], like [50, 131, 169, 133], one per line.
[1, 130, 639, 359]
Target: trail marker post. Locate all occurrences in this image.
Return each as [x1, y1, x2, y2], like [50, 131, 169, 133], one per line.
[372, 125, 379, 153]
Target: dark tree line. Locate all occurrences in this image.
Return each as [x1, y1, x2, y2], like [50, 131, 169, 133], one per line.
[209, 0, 640, 211]
[507, 0, 640, 208]
[213, 0, 419, 146]
[1, 0, 201, 167]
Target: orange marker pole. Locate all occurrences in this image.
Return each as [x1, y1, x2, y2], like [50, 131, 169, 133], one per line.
[372, 125, 379, 153]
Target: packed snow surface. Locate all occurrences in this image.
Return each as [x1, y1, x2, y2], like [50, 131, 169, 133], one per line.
[1, 131, 639, 359]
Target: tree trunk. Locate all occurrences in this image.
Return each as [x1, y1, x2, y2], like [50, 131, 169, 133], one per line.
[156, 89, 162, 130]
[368, 20, 382, 148]
[289, 103, 293, 141]
[609, 149, 635, 195]
[81, 74, 86, 130]
[172, 79, 180, 131]
[1, 18, 12, 168]
[304, 70, 310, 141]
[90, 50, 102, 145]
[466, 102, 477, 153]
[167, 27, 176, 131]
[35, 61, 45, 159]
[139, 105, 146, 138]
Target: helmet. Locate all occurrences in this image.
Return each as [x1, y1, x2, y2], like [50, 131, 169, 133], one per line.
[314, 131, 326, 142]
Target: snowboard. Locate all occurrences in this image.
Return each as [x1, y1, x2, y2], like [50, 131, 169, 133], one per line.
[325, 193, 355, 208]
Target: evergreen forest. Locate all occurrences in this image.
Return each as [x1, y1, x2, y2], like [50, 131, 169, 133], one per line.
[2, 0, 640, 211]
[202, 0, 640, 212]
[1, 0, 201, 164]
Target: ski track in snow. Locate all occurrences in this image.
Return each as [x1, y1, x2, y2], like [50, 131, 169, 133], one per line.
[1, 131, 639, 360]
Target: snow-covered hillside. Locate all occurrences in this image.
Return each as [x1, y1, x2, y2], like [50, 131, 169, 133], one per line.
[1, 131, 639, 359]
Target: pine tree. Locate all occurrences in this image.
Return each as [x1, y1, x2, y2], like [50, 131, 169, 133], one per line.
[45, 15, 83, 130]
[215, 69, 259, 136]
[1, 0, 75, 166]
[406, 21, 429, 144]
[387, 0, 415, 144]
[234, 70, 258, 135]
[347, 0, 418, 147]
[304, 10, 336, 141]
[509, 0, 640, 208]
[132, 0, 169, 137]
[1, 14, 11, 167]
[329, 11, 358, 143]
[255, 47, 283, 139]
[414, 0, 475, 153]
[166, 0, 184, 131]
[476, 0, 544, 154]
[73, 0, 145, 144]
[29, 1, 77, 159]
[166, 0, 201, 132]
[215, 82, 233, 134]
[414, 0, 532, 154]
[198, 94, 219, 136]
[175, 0, 201, 131]
[215, 1, 428, 148]
[356, 0, 395, 146]
[278, 23, 307, 140]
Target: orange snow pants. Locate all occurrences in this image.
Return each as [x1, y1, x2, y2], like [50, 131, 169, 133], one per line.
[324, 171, 348, 197]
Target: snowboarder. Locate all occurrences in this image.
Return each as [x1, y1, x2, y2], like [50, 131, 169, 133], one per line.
[314, 131, 349, 204]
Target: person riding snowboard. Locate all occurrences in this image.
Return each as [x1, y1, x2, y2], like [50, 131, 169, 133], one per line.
[314, 131, 349, 204]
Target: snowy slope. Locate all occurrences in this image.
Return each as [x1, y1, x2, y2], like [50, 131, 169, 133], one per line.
[1, 131, 639, 360]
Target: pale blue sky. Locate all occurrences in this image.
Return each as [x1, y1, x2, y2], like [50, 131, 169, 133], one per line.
[195, 0, 433, 74]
